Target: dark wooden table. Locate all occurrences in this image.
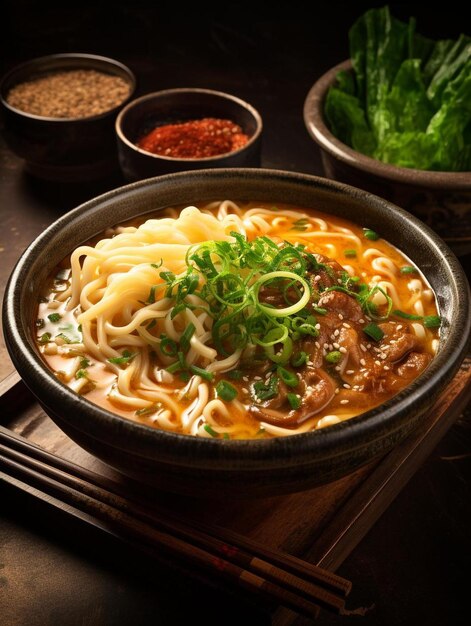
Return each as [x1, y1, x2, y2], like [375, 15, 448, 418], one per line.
[1, 4, 470, 625]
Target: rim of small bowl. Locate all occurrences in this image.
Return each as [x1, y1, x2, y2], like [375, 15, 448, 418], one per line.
[0, 52, 137, 123]
[115, 87, 263, 162]
[303, 60, 471, 189]
[3, 168, 470, 470]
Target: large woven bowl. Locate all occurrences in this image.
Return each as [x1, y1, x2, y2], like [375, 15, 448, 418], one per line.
[3, 168, 470, 497]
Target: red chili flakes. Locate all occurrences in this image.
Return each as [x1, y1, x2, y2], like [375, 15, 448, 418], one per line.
[136, 117, 250, 159]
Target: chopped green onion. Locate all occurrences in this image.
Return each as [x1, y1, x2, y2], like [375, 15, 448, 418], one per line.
[216, 380, 238, 401]
[222, 433, 231, 440]
[189, 365, 214, 381]
[75, 369, 88, 379]
[47, 313, 62, 323]
[423, 315, 441, 328]
[179, 371, 191, 382]
[363, 322, 384, 342]
[108, 350, 137, 365]
[39, 332, 51, 344]
[203, 424, 219, 437]
[180, 323, 196, 353]
[291, 351, 308, 368]
[344, 249, 357, 258]
[253, 375, 279, 401]
[363, 228, 379, 241]
[160, 336, 178, 357]
[312, 306, 327, 315]
[146, 318, 157, 331]
[55, 333, 73, 344]
[79, 357, 90, 369]
[287, 393, 301, 410]
[147, 285, 158, 304]
[325, 350, 342, 364]
[400, 266, 418, 275]
[276, 366, 298, 388]
[392, 310, 423, 320]
[166, 361, 181, 374]
[151, 261, 163, 269]
[227, 369, 243, 380]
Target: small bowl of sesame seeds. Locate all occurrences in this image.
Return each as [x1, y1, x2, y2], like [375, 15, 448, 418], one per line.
[115, 88, 263, 181]
[0, 53, 136, 181]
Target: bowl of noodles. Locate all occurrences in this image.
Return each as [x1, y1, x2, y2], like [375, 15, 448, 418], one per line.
[3, 169, 470, 497]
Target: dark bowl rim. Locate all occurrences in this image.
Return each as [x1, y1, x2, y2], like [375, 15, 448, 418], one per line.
[0, 52, 137, 123]
[115, 87, 263, 163]
[303, 59, 471, 188]
[3, 167, 470, 469]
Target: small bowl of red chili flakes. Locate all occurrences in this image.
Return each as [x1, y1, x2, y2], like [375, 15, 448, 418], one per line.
[115, 87, 263, 181]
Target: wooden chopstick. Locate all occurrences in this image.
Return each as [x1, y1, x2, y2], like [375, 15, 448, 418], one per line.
[0, 427, 351, 617]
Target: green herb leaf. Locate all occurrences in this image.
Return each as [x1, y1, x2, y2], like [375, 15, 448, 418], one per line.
[363, 322, 385, 341]
[216, 380, 238, 402]
[47, 313, 62, 323]
[108, 350, 137, 365]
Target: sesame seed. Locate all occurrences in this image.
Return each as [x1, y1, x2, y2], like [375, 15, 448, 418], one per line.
[397, 325, 403, 330]
[323, 343, 329, 350]
[343, 383, 351, 389]
[360, 344, 367, 352]
[346, 369, 354, 375]
[359, 318, 365, 324]
[334, 329, 340, 337]
[307, 360, 314, 366]
[314, 275, 321, 282]
[342, 323, 351, 329]
[335, 365, 341, 371]
[243, 376, 249, 382]
[384, 365, 390, 370]
[329, 344, 333, 351]
[254, 376, 262, 380]
[315, 323, 321, 330]
[333, 342, 340, 349]
[380, 353, 387, 360]
[338, 313, 344, 320]
[335, 388, 340, 394]
[339, 347, 347, 354]
[337, 279, 342, 284]
[367, 343, 372, 349]
[340, 399, 349, 405]
[242, 388, 249, 393]
[375, 360, 381, 366]
[360, 358, 366, 366]
[315, 342, 320, 349]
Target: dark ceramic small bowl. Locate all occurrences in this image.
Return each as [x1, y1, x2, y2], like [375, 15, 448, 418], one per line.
[3, 169, 470, 498]
[0, 53, 136, 181]
[304, 60, 471, 256]
[116, 88, 263, 182]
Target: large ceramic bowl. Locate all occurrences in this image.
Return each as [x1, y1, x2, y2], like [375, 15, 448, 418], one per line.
[3, 169, 470, 497]
[303, 60, 471, 256]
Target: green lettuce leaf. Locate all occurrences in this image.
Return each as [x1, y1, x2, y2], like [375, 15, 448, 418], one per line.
[324, 5, 471, 172]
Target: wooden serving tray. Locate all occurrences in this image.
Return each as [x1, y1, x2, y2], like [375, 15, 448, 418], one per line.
[1, 359, 470, 625]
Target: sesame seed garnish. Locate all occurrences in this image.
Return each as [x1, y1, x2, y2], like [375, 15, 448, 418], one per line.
[333, 342, 340, 349]
[339, 347, 347, 354]
[375, 360, 381, 366]
[360, 344, 367, 352]
[243, 376, 249, 382]
[380, 353, 387, 360]
[359, 318, 365, 324]
[334, 329, 340, 337]
[346, 369, 354, 375]
[315, 341, 320, 349]
[335, 388, 340, 394]
[324, 343, 329, 350]
[360, 358, 366, 366]
[242, 388, 249, 393]
[397, 325, 403, 330]
[337, 279, 342, 284]
[335, 366, 341, 371]
[314, 275, 321, 282]
[343, 383, 351, 389]
[338, 313, 344, 320]
[367, 343, 372, 349]
[384, 365, 390, 370]
[342, 323, 351, 329]
[340, 399, 349, 405]
[254, 376, 262, 380]
[307, 360, 314, 366]
[315, 323, 321, 330]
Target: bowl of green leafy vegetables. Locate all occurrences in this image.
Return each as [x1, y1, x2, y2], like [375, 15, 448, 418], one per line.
[303, 5, 471, 255]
